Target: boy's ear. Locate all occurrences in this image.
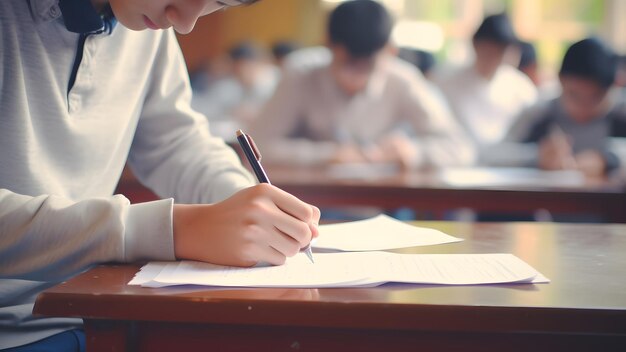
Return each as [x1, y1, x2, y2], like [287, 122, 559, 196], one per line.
[384, 43, 398, 57]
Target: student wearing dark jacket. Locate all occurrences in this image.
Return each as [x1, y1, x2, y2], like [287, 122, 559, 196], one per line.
[482, 37, 626, 177]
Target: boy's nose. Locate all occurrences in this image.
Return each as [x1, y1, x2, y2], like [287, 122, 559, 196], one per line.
[165, 7, 199, 34]
[166, 1, 225, 34]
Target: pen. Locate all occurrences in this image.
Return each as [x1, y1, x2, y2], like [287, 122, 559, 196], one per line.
[236, 129, 315, 264]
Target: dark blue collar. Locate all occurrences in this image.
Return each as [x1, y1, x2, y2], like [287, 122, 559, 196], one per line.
[58, 0, 115, 34]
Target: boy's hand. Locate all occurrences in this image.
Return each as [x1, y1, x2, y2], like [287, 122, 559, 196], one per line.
[172, 184, 320, 267]
[331, 133, 416, 169]
[539, 133, 577, 170]
[575, 150, 606, 178]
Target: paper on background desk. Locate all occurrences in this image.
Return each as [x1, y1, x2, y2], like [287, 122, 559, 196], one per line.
[129, 253, 549, 288]
[440, 167, 585, 188]
[313, 214, 462, 251]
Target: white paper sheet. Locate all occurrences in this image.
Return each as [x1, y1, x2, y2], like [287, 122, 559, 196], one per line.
[130, 252, 549, 288]
[313, 214, 462, 251]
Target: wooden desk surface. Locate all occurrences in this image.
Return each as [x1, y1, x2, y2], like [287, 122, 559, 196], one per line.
[116, 164, 626, 222]
[269, 165, 626, 222]
[34, 222, 626, 351]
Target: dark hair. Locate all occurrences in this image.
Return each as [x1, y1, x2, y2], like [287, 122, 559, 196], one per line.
[518, 41, 537, 70]
[272, 41, 299, 61]
[397, 48, 436, 75]
[328, 0, 392, 58]
[228, 42, 263, 61]
[560, 37, 617, 88]
[473, 13, 518, 46]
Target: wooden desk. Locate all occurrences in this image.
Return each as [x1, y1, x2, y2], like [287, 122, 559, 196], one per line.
[34, 222, 626, 351]
[116, 164, 626, 222]
[268, 165, 626, 222]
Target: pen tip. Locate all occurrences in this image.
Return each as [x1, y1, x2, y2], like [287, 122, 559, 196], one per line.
[236, 129, 244, 137]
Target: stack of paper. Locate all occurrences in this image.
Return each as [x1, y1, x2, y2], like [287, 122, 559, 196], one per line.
[129, 214, 548, 288]
[130, 253, 548, 288]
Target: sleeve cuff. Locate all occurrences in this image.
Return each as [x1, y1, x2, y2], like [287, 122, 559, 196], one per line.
[124, 198, 175, 262]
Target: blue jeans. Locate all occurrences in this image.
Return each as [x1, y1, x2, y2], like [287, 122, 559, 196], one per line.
[2, 330, 85, 352]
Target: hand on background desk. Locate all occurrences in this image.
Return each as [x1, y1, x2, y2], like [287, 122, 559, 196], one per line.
[172, 184, 320, 267]
[332, 133, 416, 169]
[539, 134, 607, 177]
[574, 150, 606, 178]
[539, 131, 577, 171]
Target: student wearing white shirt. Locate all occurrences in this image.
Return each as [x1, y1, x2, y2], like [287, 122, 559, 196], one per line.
[191, 42, 280, 140]
[0, 0, 320, 350]
[250, 0, 474, 169]
[436, 14, 537, 150]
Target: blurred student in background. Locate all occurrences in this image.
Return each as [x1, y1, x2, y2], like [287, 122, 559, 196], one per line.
[517, 41, 560, 100]
[617, 55, 626, 102]
[250, 0, 473, 168]
[518, 41, 540, 87]
[482, 38, 626, 178]
[436, 14, 537, 150]
[272, 41, 300, 69]
[192, 42, 279, 139]
[397, 48, 437, 80]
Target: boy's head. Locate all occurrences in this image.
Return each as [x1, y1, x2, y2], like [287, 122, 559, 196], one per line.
[228, 42, 266, 87]
[272, 41, 299, 67]
[107, 0, 257, 34]
[559, 37, 618, 123]
[518, 41, 539, 86]
[397, 48, 436, 79]
[327, 0, 393, 95]
[472, 13, 520, 78]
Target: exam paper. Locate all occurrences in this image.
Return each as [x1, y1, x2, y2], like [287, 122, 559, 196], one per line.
[313, 214, 462, 251]
[130, 252, 549, 288]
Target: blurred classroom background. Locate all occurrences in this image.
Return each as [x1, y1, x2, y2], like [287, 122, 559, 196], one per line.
[119, 0, 626, 223]
[179, 0, 625, 83]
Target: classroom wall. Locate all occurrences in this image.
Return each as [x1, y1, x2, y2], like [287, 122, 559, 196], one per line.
[176, 0, 326, 72]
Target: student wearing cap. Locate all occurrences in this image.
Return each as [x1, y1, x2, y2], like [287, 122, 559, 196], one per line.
[436, 13, 537, 150]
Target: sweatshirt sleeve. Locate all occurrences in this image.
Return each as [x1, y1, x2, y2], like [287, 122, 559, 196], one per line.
[0, 189, 175, 281]
[247, 68, 340, 165]
[128, 29, 255, 204]
[395, 67, 476, 168]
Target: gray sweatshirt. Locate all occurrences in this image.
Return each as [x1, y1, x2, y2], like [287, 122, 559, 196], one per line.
[480, 95, 626, 173]
[0, 0, 253, 348]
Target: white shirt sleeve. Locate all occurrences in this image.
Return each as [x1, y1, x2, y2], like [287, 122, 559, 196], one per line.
[397, 70, 476, 167]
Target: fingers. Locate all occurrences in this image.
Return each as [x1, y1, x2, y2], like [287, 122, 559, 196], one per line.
[272, 211, 312, 247]
[267, 226, 302, 256]
[309, 205, 321, 239]
[264, 184, 316, 224]
[268, 198, 320, 246]
[249, 185, 320, 257]
[257, 245, 288, 266]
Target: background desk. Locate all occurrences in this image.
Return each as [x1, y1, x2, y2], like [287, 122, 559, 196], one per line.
[34, 222, 626, 351]
[116, 164, 626, 222]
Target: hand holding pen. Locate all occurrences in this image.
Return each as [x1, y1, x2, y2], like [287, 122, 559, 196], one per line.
[539, 126, 578, 170]
[236, 129, 318, 264]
